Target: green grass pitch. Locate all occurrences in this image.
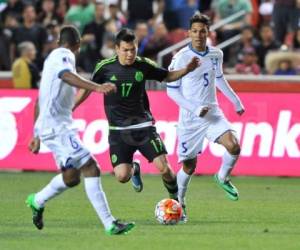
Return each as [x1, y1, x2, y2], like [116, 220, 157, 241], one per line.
[1, 172, 300, 250]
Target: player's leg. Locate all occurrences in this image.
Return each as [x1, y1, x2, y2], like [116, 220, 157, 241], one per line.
[177, 158, 197, 223]
[81, 157, 135, 235]
[26, 132, 83, 230]
[26, 168, 81, 230]
[176, 126, 205, 222]
[214, 130, 240, 201]
[206, 109, 240, 200]
[216, 130, 240, 182]
[153, 154, 178, 200]
[178, 158, 196, 204]
[139, 126, 178, 199]
[113, 164, 134, 183]
[109, 129, 143, 192]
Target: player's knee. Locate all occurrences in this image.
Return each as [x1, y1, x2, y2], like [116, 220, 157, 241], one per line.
[228, 143, 241, 155]
[183, 165, 196, 175]
[159, 165, 173, 176]
[115, 172, 131, 183]
[65, 176, 81, 187]
[183, 158, 197, 175]
[81, 158, 100, 177]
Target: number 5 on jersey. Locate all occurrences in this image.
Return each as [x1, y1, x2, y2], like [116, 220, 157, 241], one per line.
[203, 73, 209, 87]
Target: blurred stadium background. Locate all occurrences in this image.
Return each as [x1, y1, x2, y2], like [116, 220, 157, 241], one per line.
[0, 1, 300, 249]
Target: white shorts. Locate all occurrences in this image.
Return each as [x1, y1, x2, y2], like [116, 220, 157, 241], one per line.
[40, 128, 91, 170]
[177, 108, 233, 162]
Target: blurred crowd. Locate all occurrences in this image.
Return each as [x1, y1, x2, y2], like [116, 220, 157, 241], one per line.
[0, 0, 299, 89]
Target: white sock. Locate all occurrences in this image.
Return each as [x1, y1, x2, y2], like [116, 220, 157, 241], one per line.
[84, 177, 115, 230]
[217, 151, 239, 182]
[35, 174, 68, 208]
[177, 168, 192, 205]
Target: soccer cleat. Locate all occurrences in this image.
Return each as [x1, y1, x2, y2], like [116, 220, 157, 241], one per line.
[180, 204, 188, 223]
[131, 160, 143, 192]
[26, 193, 44, 230]
[105, 220, 135, 235]
[214, 174, 239, 201]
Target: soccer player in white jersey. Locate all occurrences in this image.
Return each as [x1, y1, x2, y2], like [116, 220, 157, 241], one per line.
[26, 26, 135, 235]
[167, 13, 245, 222]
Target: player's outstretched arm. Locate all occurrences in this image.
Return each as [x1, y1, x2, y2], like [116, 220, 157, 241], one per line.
[165, 57, 200, 82]
[216, 75, 245, 115]
[61, 71, 117, 94]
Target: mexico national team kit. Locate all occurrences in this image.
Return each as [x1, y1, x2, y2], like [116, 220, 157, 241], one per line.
[92, 56, 169, 166]
[167, 44, 240, 162]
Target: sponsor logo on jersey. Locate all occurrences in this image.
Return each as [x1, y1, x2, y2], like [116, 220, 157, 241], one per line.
[110, 75, 118, 81]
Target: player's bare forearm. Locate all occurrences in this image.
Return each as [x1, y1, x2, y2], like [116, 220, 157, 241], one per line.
[61, 71, 117, 94]
[33, 98, 39, 123]
[73, 89, 92, 111]
[29, 98, 40, 153]
[165, 68, 189, 82]
[61, 71, 99, 91]
[165, 56, 200, 82]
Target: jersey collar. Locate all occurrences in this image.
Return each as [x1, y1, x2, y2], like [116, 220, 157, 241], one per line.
[188, 43, 209, 57]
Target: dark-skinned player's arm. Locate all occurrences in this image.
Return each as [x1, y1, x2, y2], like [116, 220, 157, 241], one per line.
[61, 71, 116, 94]
[73, 89, 92, 111]
[164, 56, 200, 82]
[72, 68, 111, 111]
[29, 71, 116, 154]
[28, 97, 41, 154]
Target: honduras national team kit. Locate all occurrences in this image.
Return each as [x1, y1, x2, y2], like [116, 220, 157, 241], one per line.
[167, 45, 242, 162]
[34, 48, 91, 169]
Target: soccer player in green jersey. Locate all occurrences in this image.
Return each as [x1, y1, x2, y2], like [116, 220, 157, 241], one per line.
[75, 28, 199, 201]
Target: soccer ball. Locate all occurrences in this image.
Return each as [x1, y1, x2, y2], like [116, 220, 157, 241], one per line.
[154, 198, 183, 225]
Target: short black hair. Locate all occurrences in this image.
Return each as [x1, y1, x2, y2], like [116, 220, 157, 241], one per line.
[189, 13, 211, 29]
[115, 28, 136, 46]
[22, 4, 35, 14]
[58, 25, 81, 46]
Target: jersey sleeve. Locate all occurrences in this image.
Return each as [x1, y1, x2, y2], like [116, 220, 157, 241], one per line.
[215, 49, 224, 78]
[166, 54, 183, 89]
[142, 58, 168, 82]
[91, 61, 105, 84]
[56, 50, 75, 79]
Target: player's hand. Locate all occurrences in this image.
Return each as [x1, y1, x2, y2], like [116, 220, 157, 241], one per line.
[186, 57, 201, 72]
[236, 108, 245, 116]
[96, 83, 117, 95]
[28, 137, 40, 154]
[199, 107, 210, 117]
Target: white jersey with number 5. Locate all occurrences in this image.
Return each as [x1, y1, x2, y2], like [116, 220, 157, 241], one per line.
[35, 47, 76, 137]
[167, 44, 241, 161]
[167, 44, 225, 129]
[168, 44, 223, 106]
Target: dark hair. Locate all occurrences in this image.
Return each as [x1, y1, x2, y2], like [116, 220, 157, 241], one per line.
[189, 12, 211, 29]
[58, 25, 81, 46]
[115, 28, 136, 46]
[22, 3, 35, 14]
